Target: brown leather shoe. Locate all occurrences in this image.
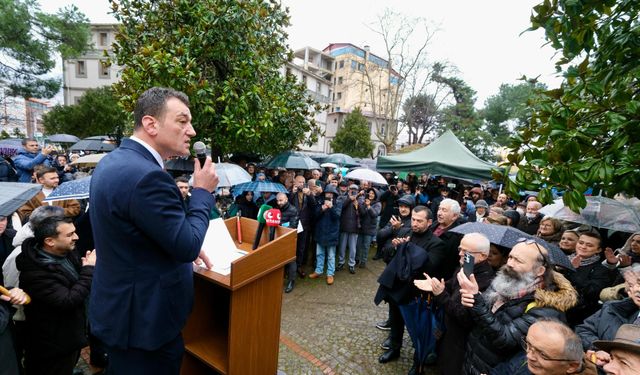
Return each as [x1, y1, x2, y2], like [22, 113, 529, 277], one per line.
[308, 272, 321, 279]
[326, 275, 334, 285]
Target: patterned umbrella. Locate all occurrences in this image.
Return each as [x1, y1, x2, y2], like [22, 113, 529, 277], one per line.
[0, 139, 21, 157]
[262, 151, 320, 170]
[44, 176, 91, 202]
[231, 181, 288, 195]
[0, 182, 42, 216]
[450, 222, 574, 271]
[323, 153, 359, 167]
[540, 196, 640, 233]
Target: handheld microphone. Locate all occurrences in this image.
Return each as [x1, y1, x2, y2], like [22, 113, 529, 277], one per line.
[236, 210, 243, 244]
[252, 204, 272, 249]
[265, 208, 282, 241]
[193, 141, 207, 168]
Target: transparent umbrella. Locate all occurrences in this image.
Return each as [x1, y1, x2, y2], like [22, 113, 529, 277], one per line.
[540, 196, 640, 233]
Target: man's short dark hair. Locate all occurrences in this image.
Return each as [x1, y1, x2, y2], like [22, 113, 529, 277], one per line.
[29, 206, 65, 227]
[22, 138, 37, 146]
[580, 231, 602, 247]
[36, 166, 57, 180]
[33, 216, 73, 247]
[175, 176, 189, 184]
[413, 205, 432, 220]
[134, 87, 189, 129]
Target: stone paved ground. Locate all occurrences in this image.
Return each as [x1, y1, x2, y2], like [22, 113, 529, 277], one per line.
[77, 249, 439, 374]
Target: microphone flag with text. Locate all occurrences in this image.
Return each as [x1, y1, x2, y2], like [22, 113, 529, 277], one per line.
[252, 204, 272, 249]
[265, 208, 281, 241]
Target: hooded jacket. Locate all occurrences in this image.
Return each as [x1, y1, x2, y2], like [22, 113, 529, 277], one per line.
[314, 185, 343, 246]
[463, 271, 578, 375]
[358, 188, 381, 235]
[15, 237, 94, 358]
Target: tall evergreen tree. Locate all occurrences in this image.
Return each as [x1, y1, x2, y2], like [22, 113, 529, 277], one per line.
[331, 108, 374, 158]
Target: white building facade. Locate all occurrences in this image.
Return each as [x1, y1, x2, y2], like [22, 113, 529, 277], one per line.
[62, 24, 122, 105]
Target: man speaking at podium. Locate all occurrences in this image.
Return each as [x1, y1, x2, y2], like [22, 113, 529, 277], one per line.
[89, 87, 219, 374]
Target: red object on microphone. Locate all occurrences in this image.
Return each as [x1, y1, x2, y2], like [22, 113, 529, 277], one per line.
[236, 212, 242, 244]
[265, 208, 281, 241]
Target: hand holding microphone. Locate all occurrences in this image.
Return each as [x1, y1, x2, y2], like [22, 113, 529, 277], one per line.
[192, 141, 219, 193]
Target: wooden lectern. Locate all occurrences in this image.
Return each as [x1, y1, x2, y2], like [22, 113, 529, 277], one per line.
[181, 217, 296, 375]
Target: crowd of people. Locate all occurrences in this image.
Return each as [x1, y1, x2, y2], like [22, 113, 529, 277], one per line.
[1, 88, 640, 375]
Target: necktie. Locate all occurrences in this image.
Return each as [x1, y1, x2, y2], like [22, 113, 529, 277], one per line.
[633, 313, 640, 325]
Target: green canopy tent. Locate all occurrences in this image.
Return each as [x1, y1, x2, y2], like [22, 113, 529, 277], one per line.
[376, 130, 496, 180]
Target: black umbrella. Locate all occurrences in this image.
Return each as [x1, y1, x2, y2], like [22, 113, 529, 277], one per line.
[0, 182, 42, 216]
[262, 151, 321, 170]
[165, 157, 194, 173]
[47, 134, 80, 143]
[69, 139, 116, 152]
[450, 222, 574, 271]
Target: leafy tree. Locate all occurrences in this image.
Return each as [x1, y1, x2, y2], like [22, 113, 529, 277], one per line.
[0, 130, 10, 139]
[11, 127, 24, 138]
[0, 0, 90, 98]
[331, 108, 374, 158]
[43, 86, 129, 140]
[498, 0, 640, 210]
[109, 0, 321, 158]
[432, 70, 494, 161]
[402, 93, 438, 145]
[482, 82, 546, 147]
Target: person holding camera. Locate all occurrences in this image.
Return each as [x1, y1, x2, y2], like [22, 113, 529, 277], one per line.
[337, 184, 361, 274]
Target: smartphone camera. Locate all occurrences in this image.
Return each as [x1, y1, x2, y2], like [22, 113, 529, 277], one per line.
[463, 252, 475, 277]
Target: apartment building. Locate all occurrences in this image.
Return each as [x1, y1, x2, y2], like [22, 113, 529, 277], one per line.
[0, 91, 50, 138]
[62, 24, 122, 105]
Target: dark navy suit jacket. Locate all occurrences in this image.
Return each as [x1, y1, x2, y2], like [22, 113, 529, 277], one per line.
[89, 139, 215, 350]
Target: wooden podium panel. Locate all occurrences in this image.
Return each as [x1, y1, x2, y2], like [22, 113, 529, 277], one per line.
[181, 217, 296, 375]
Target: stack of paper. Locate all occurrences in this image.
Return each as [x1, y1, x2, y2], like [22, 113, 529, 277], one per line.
[201, 218, 247, 275]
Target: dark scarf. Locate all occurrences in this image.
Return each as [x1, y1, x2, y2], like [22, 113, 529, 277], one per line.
[36, 248, 79, 282]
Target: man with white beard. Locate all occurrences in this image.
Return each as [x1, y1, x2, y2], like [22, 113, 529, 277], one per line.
[457, 239, 578, 375]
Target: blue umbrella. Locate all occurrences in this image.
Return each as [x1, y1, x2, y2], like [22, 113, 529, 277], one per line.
[44, 176, 91, 202]
[450, 222, 574, 271]
[399, 296, 443, 371]
[0, 182, 42, 216]
[231, 181, 288, 195]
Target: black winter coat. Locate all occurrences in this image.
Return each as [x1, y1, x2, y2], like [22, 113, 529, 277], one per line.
[289, 191, 316, 227]
[279, 202, 299, 229]
[563, 261, 616, 327]
[430, 217, 466, 280]
[462, 272, 578, 375]
[357, 192, 381, 236]
[374, 230, 446, 305]
[377, 214, 412, 264]
[378, 190, 401, 228]
[434, 261, 495, 375]
[575, 298, 640, 350]
[517, 213, 543, 235]
[15, 237, 94, 359]
[340, 196, 360, 233]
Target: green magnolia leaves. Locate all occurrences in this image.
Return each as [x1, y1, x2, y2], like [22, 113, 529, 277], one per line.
[498, 0, 640, 210]
[110, 0, 320, 157]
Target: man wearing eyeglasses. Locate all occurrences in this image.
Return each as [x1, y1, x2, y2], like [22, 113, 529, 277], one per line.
[414, 232, 495, 375]
[490, 319, 595, 375]
[458, 239, 578, 374]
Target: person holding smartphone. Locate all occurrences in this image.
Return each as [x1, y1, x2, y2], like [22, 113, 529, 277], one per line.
[414, 232, 495, 375]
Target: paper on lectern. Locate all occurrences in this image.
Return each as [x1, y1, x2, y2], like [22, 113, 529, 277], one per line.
[201, 218, 247, 275]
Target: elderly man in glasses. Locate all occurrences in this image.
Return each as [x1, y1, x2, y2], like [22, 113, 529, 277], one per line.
[457, 239, 578, 375]
[491, 319, 596, 374]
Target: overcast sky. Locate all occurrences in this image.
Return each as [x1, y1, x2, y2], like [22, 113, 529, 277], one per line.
[41, 0, 561, 106]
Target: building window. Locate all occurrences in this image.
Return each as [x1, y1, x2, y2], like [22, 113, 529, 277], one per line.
[302, 75, 307, 84]
[336, 107, 341, 112]
[358, 63, 365, 71]
[74, 96, 81, 104]
[337, 92, 342, 100]
[351, 60, 357, 70]
[316, 82, 321, 92]
[99, 61, 110, 79]
[338, 76, 343, 85]
[76, 60, 86, 78]
[100, 32, 108, 46]
[339, 60, 344, 69]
